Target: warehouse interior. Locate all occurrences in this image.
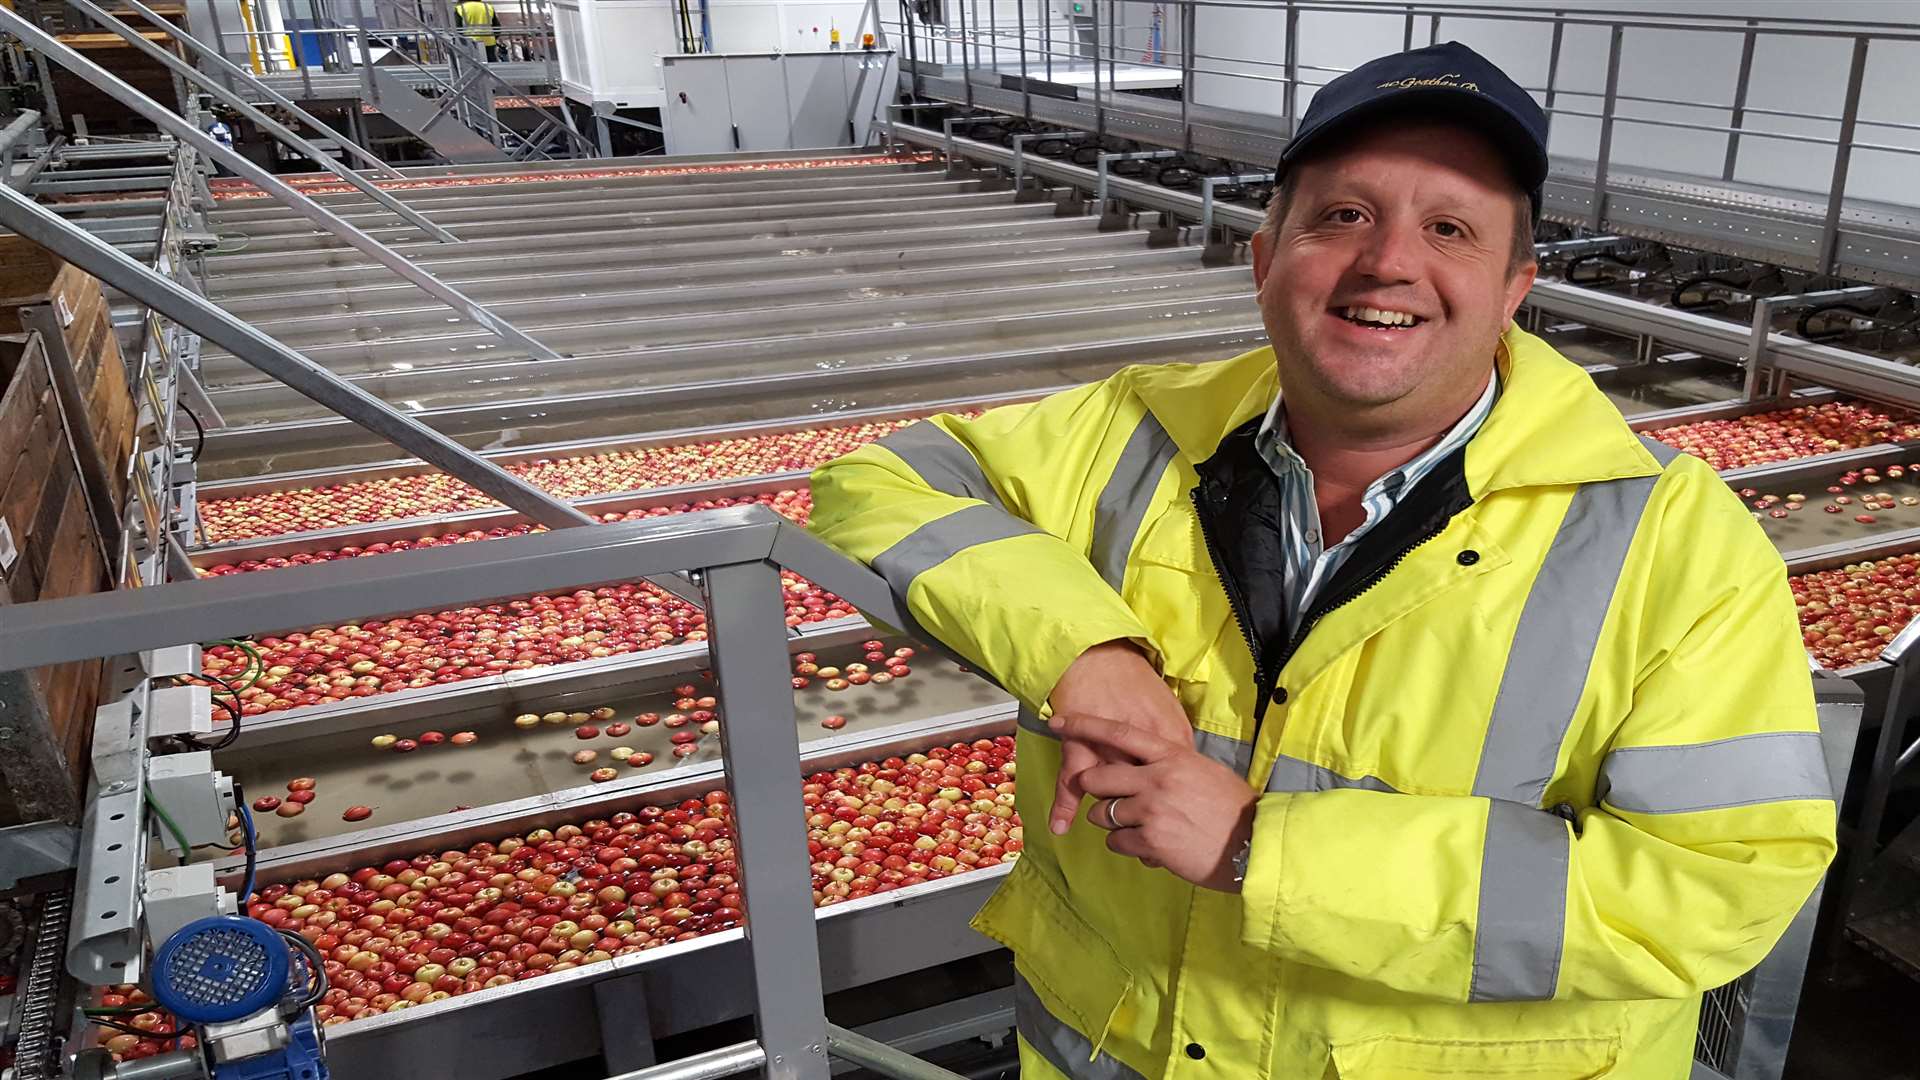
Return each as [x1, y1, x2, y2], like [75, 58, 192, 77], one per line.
[2, 0, 1920, 1077]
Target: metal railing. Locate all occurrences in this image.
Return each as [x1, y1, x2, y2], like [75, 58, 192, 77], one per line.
[0, 505, 979, 1080]
[886, 0, 1920, 279]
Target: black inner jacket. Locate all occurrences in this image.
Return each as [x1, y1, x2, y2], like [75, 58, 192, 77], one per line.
[1189, 418, 1477, 728]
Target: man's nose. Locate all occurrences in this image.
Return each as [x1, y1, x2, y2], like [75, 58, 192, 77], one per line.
[1350, 222, 1420, 284]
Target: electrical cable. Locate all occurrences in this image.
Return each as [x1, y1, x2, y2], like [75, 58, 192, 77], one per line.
[88, 1015, 189, 1039]
[277, 928, 327, 1011]
[145, 793, 193, 855]
[176, 671, 244, 751]
[177, 402, 206, 463]
[209, 638, 264, 690]
[237, 798, 259, 905]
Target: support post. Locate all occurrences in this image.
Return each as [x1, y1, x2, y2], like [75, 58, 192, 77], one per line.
[65, 0, 456, 241]
[1179, 0, 1194, 149]
[0, 183, 594, 531]
[701, 559, 831, 1080]
[1543, 11, 1564, 140]
[1401, 4, 1413, 52]
[1817, 36, 1869, 278]
[1721, 19, 1757, 182]
[0, 6, 562, 361]
[1588, 24, 1623, 232]
[1741, 295, 1779, 402]
[1015, 0, 1029, 120]
[956, 0, 973, 109]
[1092, 0, 1104, 144]
[1282, 1, 1299, 137]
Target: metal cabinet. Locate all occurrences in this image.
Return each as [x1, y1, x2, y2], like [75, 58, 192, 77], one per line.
[661, 49, 896, 155]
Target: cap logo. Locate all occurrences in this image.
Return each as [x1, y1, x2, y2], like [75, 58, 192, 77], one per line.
[1377, 73, 1480, 92]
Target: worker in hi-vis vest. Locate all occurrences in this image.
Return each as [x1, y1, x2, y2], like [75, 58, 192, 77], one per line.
[810, 40, 1837, 1079]
[453, 0, 501, 61]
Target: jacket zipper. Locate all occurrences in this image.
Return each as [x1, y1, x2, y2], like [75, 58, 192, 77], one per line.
[1190, 486, 1266, 682]
[1193, 478, 1453, 729]
[1267, 519, 1451, 679]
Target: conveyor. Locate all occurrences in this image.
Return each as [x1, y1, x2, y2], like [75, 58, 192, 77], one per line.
[6, 68, 1920, 1079]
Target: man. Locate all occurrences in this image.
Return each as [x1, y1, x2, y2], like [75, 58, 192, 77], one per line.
[453, 0, 502, 62]
[810, 42, 1835, 1079]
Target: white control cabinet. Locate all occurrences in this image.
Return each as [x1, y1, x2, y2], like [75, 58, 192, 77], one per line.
[661, 49, 897, 154]
[553, 0, 885, 110]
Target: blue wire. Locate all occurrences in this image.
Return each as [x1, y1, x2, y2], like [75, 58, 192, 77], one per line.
[237, 801, 258, 904]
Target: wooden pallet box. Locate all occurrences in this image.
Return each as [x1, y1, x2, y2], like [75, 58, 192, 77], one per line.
[0, 241, 140, 827]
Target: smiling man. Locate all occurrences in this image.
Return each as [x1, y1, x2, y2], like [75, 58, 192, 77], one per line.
[811, 42, 1835, 1079]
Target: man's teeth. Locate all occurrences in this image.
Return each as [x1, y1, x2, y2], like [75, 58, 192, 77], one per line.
[1343, 306, 1419, 327]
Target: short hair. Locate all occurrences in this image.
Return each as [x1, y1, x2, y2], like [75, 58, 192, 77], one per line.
[1254, 169, 1536, 277]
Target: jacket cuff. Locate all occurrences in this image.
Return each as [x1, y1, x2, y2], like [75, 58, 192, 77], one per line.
[1237, 792, 1293, 952]
[1019, 617, 1161, 717]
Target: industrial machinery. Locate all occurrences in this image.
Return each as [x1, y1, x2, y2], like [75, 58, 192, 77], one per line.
[69, 915, 330, 1080]
[5, 3, 1920, 1079]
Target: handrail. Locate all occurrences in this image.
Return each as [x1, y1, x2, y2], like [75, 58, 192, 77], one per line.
[365, 0, 591, 158]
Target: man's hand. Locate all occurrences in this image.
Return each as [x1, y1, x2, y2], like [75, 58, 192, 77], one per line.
[1052, 714, 1256, 892]
[1046, 640, 1193, 837]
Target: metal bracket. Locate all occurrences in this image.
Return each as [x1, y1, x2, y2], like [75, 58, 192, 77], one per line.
[70, 684, 151, 984]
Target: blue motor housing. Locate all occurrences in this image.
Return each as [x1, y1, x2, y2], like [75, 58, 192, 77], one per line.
[213, 1012, 326, 1080]
[150, 915, 329, 1080]
[151, 916, 289, 1025]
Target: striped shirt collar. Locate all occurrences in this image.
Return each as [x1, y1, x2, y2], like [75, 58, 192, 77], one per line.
[1254, 371, 1499, 629]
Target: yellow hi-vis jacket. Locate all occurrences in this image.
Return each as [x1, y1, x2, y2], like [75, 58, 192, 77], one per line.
[455, 0, 497, 46]
[809, 326, 1837, 1079]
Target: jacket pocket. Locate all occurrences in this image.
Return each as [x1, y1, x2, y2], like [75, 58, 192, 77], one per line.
[971, 856, 1135, 1060]
[1330, 1035, 1620, 1079]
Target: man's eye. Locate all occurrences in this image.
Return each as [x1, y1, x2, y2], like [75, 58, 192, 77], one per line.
[1329, 208, 1364, 224]
[1433, 221, 1462, 237]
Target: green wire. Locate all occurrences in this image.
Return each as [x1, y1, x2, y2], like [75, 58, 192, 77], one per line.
[146, 793, 193, 856]
[210, 638, 264, 690]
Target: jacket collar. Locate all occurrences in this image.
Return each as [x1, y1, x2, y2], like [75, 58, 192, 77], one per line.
[1133, 325, 1668, 496]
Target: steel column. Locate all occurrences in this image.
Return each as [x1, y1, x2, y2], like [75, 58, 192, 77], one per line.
[0, 8, 562, 360]
[1179, 0, 1194, 149]
[957, 0, 973, 109]
[0, 184, 592, 532]
[700, 560, 832, 1080]
[1282, 2, 1299, 136]
[1092, 0, 1104, 143]
[1401, 4, 1413, 52]
[1543, 11, 1564, 139]
[1015, 0, 1029, 120]
[1721, 19, 1757, 182]
[1589, 24, 1624, 232]
[64, 0, 455, 240]
[1817, 36, 1870, 278]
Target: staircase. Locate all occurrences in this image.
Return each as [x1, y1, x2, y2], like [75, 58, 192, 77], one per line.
[349, 0, 590, 163]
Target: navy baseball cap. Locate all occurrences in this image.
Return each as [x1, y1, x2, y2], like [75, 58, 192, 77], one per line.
[1278, 41, 1549, 222]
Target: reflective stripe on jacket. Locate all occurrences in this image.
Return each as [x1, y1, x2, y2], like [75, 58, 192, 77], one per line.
[808, 326, 1836, 1079]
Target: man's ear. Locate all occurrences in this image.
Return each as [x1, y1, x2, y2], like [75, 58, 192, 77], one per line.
[1252, 230, 1270, 291]
[1503, 258, 1537, 325]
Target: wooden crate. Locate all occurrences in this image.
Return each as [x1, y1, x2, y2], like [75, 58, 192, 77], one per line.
[0, 242, 141, 826]
[0, 235, 139, 506]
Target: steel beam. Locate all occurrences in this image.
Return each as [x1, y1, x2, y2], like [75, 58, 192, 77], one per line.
[64, 0, 456, 242]
[110, 0, 401, 178]
[702, 559, 831, 1080]
[0, 7, 561, 361]
[0, 182, 591, 533]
